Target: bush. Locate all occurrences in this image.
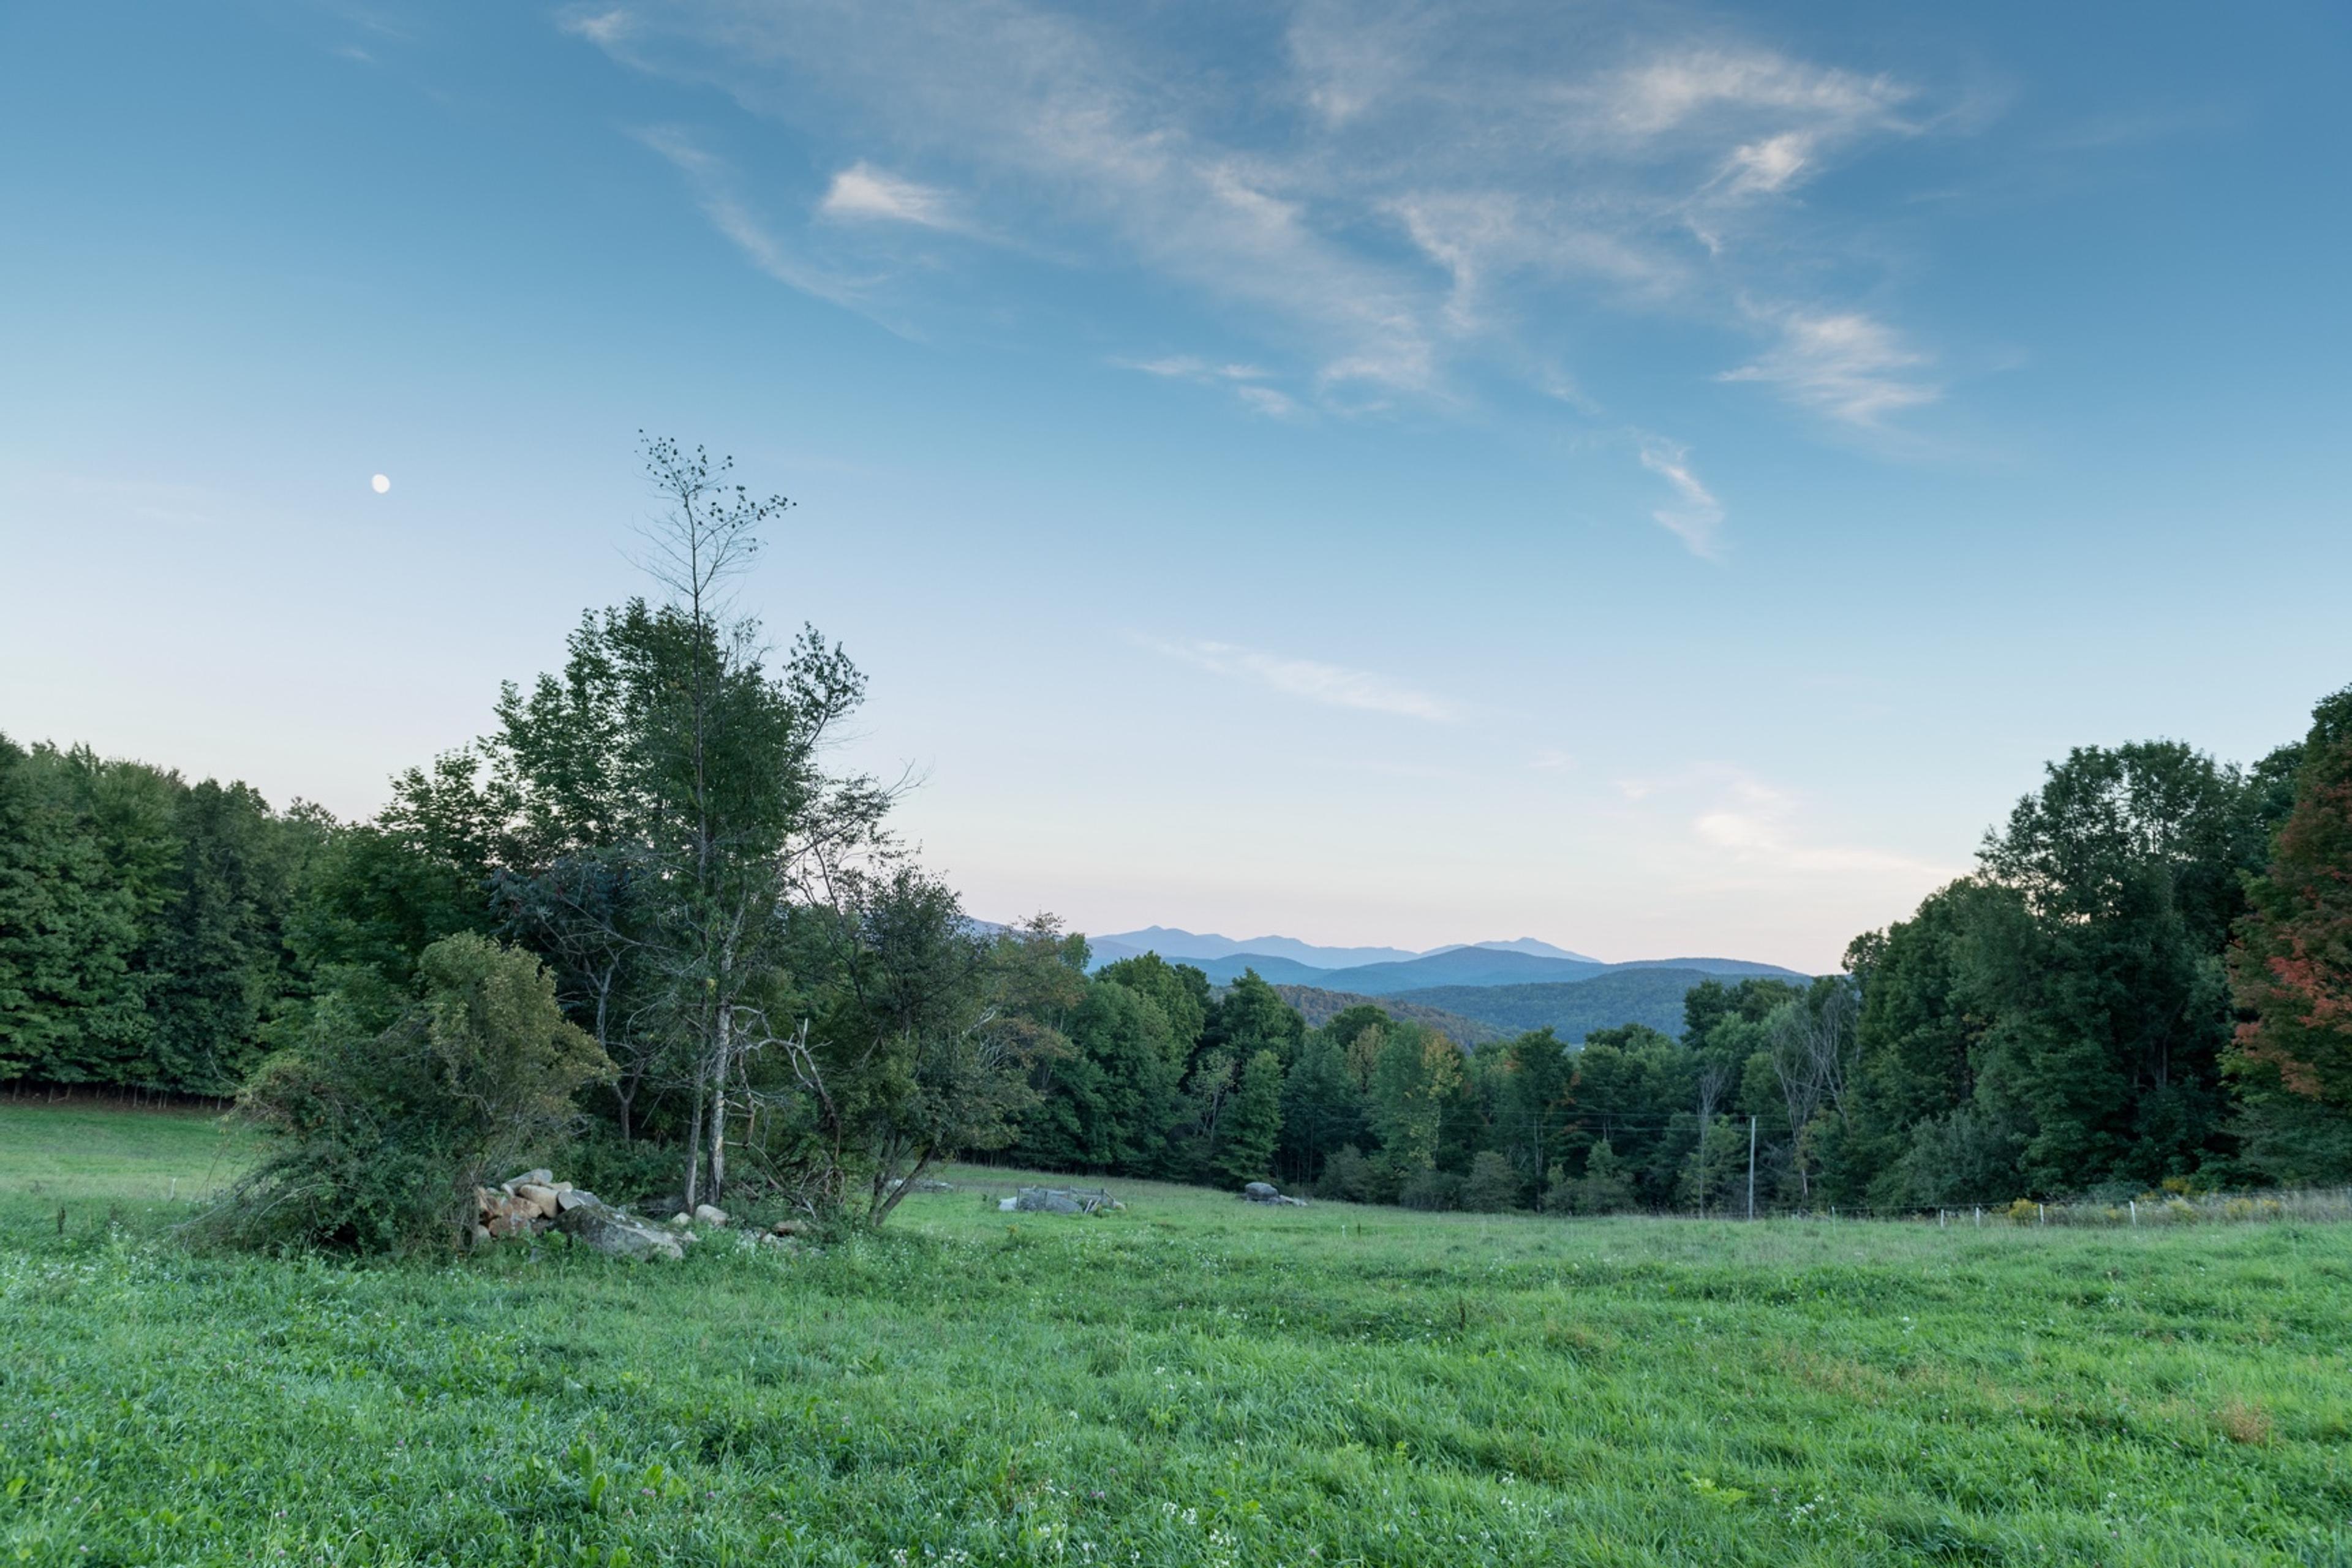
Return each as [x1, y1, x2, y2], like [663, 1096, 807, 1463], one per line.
[1570, 1140, 1637, 1215]
[1316, 1144, 1384, 1203]
[217, 935, 611, 1253]
[1398, 1169, 1464, 1212]
[1461, 1150, 1523, 1212]
[1540, 1161, 1575, 1215]
[568, 1126, 684, 1207]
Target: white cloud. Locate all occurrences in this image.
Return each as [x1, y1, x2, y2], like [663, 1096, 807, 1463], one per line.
[1234, 385, 1302, 418]
[632, 127, 875, 311]
[1721, 307, 1940, 426]
[1637, 439, 1725, 559]
[1148, 637, 1455, 722]
[818, 162, 959, 229]
[1115, 355, 1296, 416]
[572, 4, 1960, 457]
[1719, 131, 1814, 195]
[1599, 50, 1911, 140]
[1667, 768, 1958, 881]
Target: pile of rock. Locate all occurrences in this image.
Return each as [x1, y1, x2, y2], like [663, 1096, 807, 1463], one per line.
[473, 1169, 688, 1262]
[1241, 1181, 1307, 1207]
[474, 1169, 598, 1240]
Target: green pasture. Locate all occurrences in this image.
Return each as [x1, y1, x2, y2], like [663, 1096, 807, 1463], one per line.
[2, 1104, 2348, 1566]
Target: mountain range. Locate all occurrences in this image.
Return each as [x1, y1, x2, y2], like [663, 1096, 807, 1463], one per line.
[1084, 926, 1804, 995]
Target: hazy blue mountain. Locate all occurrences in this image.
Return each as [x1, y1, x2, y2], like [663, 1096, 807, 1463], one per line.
[1091, 926, 1421, 970]
[1075, 924, 1807, 993]
[1177, 953, 1346, 987]
[1315, 948, 1611, 993]
[1431, 938, 1605, 963]
[1604, 957, 1811, 978]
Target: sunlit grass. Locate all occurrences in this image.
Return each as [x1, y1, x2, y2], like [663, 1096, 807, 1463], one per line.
[3, 1110, 2348, 1565]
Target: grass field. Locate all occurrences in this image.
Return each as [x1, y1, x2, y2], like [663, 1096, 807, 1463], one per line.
[3, 1104, 2350, 1566]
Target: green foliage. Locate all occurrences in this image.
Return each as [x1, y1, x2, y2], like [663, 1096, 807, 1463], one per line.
[2228, 684, 2352, 1182]
[786, 867, 1038, 1223]
[1096, 952, 1211, 1055]
[1204, 969, 1306, 1066]
[0, 737, 323, 1094]
[1276, 1027, 1366, 1186]
[1211, 1049, 1284, 1186]
[1460, 1148, 1522, 1211]
[224, 934, 611, 1253]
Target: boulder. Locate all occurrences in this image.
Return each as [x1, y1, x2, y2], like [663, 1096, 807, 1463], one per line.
[1242, 1182, 1280, 1201]
[770, 1219, 815, 1237]
[1012, 1185, 1118, 1215]
[554, 1188, 598, 1213]
[502, 1168, 555, 1193]
[486, 1212, 535, 1239]
[668, 1213, 692, 1229]
[693, 1204, 729, 1227]
[554, 1199, 685, 1262]
[514, 1183, 561, 1220]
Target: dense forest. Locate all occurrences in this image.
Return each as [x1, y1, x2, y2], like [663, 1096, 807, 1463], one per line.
[4, 444, 2349, 1237]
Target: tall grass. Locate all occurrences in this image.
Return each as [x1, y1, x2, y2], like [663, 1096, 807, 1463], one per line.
[3, 1108, 2349, 1565]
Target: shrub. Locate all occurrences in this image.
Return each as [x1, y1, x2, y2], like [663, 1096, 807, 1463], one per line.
[1317, 1144, 1384, 1203]
[1572, 1140, 1637, 1215]
[218, 934, 611, 1253]
[1461, 1150, 1523, 1212]
[1540, 1161, 1575, 1215]
[1398, 1169, 1463, 1212]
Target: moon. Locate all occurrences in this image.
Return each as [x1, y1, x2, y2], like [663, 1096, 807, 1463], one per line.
[371, 473, 391, 494]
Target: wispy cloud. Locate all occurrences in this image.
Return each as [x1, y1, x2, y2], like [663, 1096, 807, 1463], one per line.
[568, 2, 1968, 534]
[818, 162, 962, 230]
[1627, 765, 1958, 882]
[1147, 636, 1455, 722]
[1637, 439, 1725, 559]
[632, 127, 875, 312]
[1115, 355, 1297, 417]
[1721, 306, 1940, 426]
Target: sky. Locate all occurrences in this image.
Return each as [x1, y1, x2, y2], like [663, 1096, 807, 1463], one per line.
[2, 1, 2348, 973]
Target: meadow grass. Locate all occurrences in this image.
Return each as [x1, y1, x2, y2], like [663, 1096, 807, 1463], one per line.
[2, 1106, 2349, 1566]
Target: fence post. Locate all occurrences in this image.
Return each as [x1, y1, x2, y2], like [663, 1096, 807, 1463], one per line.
[2128, 1200, 2136, 1226]
[1974, 1206, 1982, 1227]
[2038, 1203, 2046, 1226]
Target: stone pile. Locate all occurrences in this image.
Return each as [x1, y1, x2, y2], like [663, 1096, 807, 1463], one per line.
[1241, 1181, 1307, 1207]
[473, 1169, 600, 1240]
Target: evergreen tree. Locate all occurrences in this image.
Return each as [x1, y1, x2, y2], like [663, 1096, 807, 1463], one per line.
[1212, 1048, 1284, 1186]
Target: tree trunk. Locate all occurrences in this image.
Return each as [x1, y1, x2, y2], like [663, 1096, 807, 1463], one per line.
[684, 1057, 706, 1209]
[709, 1003, 733, 1201]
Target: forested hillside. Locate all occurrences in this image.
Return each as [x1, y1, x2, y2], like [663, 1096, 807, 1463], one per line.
[1269, 985, 1504, 1047]
[1405, 968, 1719, 1041]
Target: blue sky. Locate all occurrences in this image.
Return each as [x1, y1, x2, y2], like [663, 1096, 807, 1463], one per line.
[2, 1, 2348, 971]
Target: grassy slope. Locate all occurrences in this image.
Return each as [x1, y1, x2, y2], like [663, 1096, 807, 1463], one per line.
[3, 1107, 2349, 1566]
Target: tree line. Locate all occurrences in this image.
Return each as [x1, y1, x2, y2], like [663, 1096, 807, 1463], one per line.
[3, 440, 2348, 1244]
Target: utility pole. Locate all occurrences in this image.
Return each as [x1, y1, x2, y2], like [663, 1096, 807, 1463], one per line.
[1746, 1115, 1757, 1221]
